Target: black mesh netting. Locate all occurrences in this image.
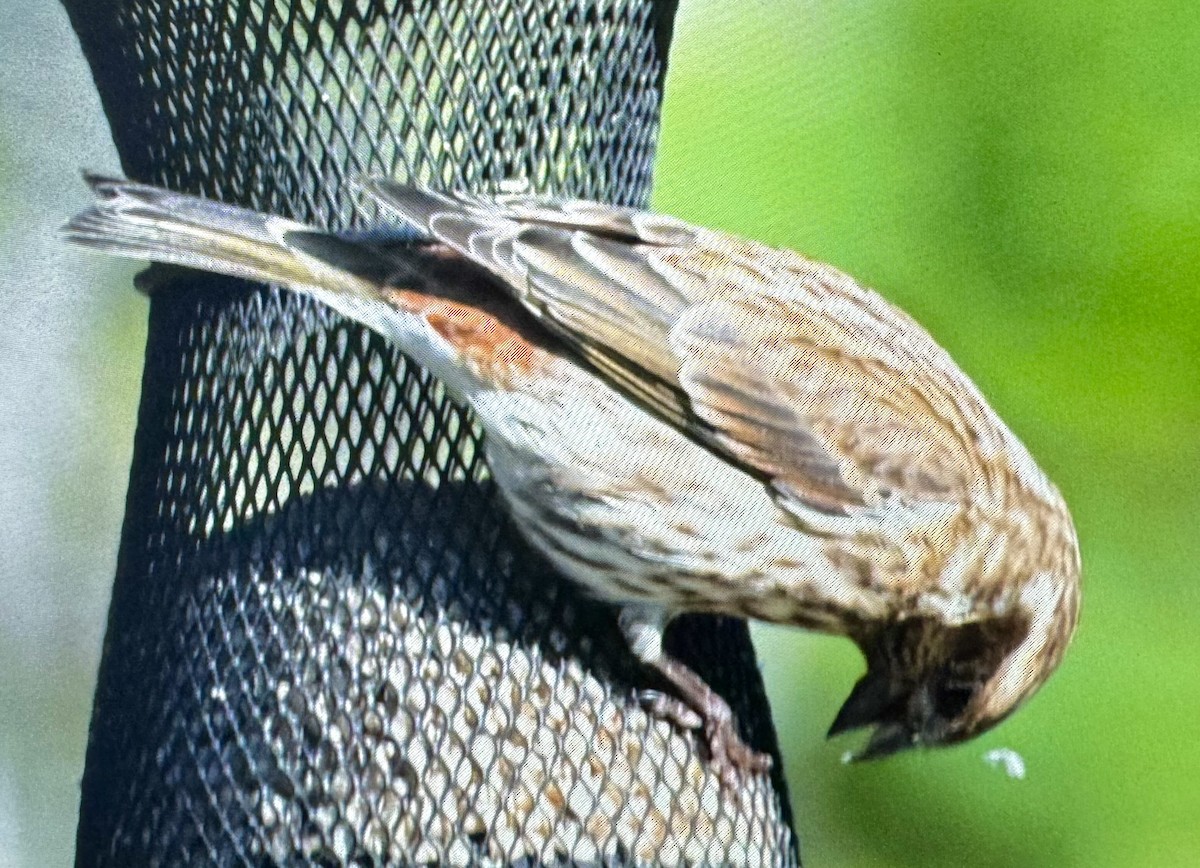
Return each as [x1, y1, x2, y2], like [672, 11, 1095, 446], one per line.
[62, 1, 800, 864]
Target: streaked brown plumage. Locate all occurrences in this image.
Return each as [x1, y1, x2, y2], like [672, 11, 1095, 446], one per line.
[64, 175, 1081, 785]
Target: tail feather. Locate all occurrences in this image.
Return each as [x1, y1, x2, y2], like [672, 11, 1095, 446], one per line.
[62, 174, 382, 297]
[62, 174, 519, 400]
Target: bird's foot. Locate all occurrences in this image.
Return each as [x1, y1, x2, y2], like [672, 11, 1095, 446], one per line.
[639, 666, 773, 790]
[619, 605, 772, 789]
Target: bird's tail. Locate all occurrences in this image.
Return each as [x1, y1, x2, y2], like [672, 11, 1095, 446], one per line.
[61, 174, 391, 299]
[62, 174, 538, 400]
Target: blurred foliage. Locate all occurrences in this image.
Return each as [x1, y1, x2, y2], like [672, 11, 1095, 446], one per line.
[655, 1, 1200, 866]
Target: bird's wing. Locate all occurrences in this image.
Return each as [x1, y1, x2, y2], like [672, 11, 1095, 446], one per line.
[669, 280, 991, 514]
[364, 183, 991, 514]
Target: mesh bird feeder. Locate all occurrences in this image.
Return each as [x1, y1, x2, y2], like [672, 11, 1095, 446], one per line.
[61, 0, 800, 863]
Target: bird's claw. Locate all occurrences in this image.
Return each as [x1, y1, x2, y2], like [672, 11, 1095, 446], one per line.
[640, 688, 772, 790]
[703, 706, 774, 790]
[639, 689, 704, 730]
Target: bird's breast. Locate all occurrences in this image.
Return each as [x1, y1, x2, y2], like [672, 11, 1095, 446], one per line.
[471, 366, 890, 628]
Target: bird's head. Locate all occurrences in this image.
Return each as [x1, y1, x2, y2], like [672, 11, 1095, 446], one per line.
[829, 566, 1080, 759]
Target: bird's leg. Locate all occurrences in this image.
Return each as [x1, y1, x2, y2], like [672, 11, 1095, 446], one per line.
[618, 604, 773, 788]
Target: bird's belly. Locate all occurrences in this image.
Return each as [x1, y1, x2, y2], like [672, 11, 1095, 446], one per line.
[470, 371, 887, 628]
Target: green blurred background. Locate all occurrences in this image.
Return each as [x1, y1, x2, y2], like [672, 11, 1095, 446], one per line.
[1, 1, 1197, 865]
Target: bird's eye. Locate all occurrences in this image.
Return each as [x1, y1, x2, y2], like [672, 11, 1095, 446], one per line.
[933, 683, 974, 720]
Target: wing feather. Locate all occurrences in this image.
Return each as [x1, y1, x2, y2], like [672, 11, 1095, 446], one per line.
[363, 182, 991, 514]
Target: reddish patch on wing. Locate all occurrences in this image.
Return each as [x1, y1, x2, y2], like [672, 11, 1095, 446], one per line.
[382, 288, 556, 388]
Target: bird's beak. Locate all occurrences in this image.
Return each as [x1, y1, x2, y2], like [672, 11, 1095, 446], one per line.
[827, 668, 904, 737]
[829, 667, 920, 761]
[844, 721, 918, 762]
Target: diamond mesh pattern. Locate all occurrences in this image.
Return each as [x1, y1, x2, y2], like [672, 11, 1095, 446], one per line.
[62, 0, 799, 864]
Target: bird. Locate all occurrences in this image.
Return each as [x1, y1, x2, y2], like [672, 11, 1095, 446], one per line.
[63, 174, 1081, 787]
